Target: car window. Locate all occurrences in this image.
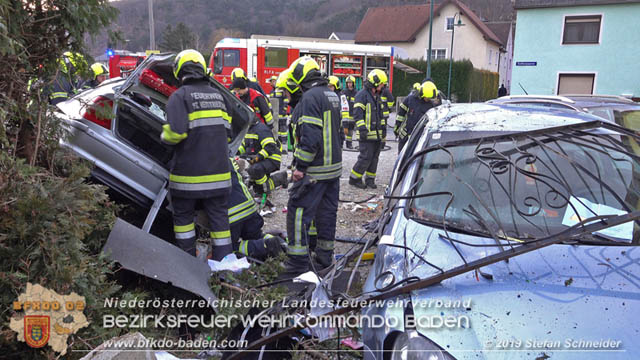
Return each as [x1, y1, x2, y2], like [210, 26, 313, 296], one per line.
[409, 127, 640, 245]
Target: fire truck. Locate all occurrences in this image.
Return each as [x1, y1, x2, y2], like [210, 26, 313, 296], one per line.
[107, 50, 147, 79]
[210, 35, 394, 93]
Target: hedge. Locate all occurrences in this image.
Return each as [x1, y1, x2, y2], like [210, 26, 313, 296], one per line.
[392, 58, 499, 102]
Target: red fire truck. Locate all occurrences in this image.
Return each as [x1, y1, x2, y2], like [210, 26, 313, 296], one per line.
[107, 50, 147, 79]
[210, 35, 394, 93]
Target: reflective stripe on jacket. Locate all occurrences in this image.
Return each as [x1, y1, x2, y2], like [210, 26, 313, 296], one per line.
[162, 78, 232, 198]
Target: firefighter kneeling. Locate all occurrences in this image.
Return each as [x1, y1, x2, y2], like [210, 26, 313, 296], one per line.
[237, 114, 283, 195]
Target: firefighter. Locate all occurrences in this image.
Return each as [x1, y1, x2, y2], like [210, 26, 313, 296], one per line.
[48, 51, 84, 105]
[394, 81, 438, 152]
[349, 69, 387, 190]
[268, 75, 278, 90]
[284, 56, 342, 275]
[328, 75, 347, 147]
[380, 83, 395, 120]
[269, 77, 291, 152]
[237, 112, 282, 195]
[228, 158, 285, 261]
[233, 78, 274, 128]
[411, 82, 421, 96]
[230, 67, 266, 96]
[341, 75, 358, 149]
[81, 63, 109, 89]
[160, 49, 233, 260]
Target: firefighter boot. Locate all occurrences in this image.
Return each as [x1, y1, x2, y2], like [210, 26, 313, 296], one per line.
[278, 255, 310, 280]
[365, 177, 377, 189]
[349, 177, 367, 189]
[314, 249, 333, 270]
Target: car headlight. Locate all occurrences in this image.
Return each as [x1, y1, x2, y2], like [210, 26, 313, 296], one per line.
[391, 330, 452, 360]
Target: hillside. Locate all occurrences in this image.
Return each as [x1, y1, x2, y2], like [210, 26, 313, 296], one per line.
[89, 0, 514, 57]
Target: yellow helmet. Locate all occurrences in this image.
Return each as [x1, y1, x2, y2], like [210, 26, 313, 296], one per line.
[231, 67, 247, 81]
[276, 68, 299, 94]
[420, 81, 438, 99]
[367, 69, 388, 87]
[328, 75, 341, 90]
[90, 63, 109, 79]
[58, 51, 86, 74]
[413, 82, 421, 91]
[346, 75, 356, 84]
[173, 49, 206, 79]
[288, 56, 320, 85]
[269, 75, 278, 81]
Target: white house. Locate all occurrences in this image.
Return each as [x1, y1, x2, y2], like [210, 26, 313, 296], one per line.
[354, 0, 507, 73]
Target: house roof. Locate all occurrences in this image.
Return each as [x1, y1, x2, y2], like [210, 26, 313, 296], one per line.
[332, 32, 355, 40]
[355, 0, 503, 46]
[484, 22, 512, 47]
[515, 0, 640, 9]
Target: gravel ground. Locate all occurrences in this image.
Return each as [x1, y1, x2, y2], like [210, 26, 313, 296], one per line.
[262, 116, 399, 257]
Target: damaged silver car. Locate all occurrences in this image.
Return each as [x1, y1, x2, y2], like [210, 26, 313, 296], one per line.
[361, 104, 640, 359]
[55, 53, 253, 231]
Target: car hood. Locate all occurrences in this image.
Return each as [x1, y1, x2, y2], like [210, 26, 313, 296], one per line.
[364, 215, 640, 359]
[117, 53, 252, 155]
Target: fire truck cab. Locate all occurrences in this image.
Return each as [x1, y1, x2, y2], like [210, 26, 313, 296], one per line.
[210, 35, 394, 93]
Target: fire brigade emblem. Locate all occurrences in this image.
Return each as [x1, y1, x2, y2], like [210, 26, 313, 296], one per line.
[24, 315, 50, 348]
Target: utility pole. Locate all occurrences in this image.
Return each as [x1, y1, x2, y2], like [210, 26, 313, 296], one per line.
[148, 0, 155, 50]
[426, 0, 434, 79]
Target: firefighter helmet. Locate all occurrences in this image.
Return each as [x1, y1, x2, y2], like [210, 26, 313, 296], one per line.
[231, 68, 247, 81]
[276, 68, 299, 94]
[90, 63, 109, 79]
[58, 51, 86, 74]
[328, 75, 341, 90]
[413, 82, 421, 91]
[173, 49, 206, 79]
[367, 69, 388, 87]
[288, 56, 320, 85]
[420, 81, 438, 99]
[346, 75, 356, 84]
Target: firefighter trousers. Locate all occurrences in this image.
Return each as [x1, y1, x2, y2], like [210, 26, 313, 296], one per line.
[248, 160, 279, 193]
[286, 177, 339, 263]
[231, 211, 267, 260]
[172, 194, 231, 260]
[342, 120, 355, 147]
[278, 116, 289, 148]
[350, 140, 382, 181]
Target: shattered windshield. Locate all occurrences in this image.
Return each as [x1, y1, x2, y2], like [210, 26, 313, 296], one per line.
[409, 122, 640, 245]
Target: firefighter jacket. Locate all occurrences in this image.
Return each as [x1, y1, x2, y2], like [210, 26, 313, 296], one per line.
[239, 88, 274, 127]
[354, 88, 385, 141]
[48, 73, 78, 105]
[238, 121, 282, 168]
[228, 158, 258, 224]
[380, 87, 395, 119]
[269, 88, 290, 117]
[161, 78, 232, 199]
[342, 87, 357, 121]
[293, 85, 343, 181]
[394, 93, 435, 140]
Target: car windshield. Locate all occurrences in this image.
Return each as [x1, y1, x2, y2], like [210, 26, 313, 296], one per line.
[409, 122, 640, 245]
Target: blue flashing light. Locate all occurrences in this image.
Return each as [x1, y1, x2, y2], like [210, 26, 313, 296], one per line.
[106, 49, 114, 57]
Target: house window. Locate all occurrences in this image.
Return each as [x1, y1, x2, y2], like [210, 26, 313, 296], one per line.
[429, 49, 447, 60]
[563, 15, 602, 44]
[557, 73, 595, 95]
[446, 17, 454, 31]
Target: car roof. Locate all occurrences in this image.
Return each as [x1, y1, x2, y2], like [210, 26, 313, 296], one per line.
[426, 103, 603, 134]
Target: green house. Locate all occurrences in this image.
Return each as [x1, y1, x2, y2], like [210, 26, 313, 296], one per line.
[511, 0, 640, 100]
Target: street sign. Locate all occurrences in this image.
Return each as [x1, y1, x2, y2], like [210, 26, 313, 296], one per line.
[516, 61, 537, 66]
